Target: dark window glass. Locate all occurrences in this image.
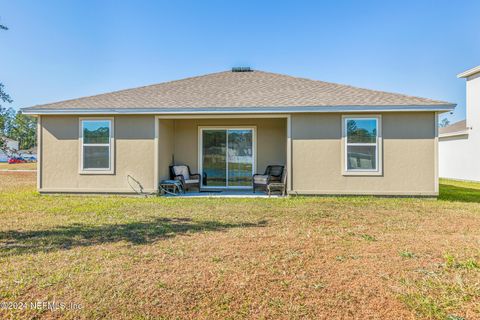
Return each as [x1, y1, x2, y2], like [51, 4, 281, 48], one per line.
[347, 146, 376, 170]
[83, 146, 110, 169]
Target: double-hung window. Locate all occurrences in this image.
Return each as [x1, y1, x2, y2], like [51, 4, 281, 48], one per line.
[343, 116, 381, 174]
[80, 118, 114, 174]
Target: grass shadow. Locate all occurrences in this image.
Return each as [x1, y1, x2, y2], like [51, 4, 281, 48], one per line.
[0, 217, 267, 257]
[439, 183, 480, 203]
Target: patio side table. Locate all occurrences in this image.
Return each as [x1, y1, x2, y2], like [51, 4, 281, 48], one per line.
[267, 182, 286, 197]
[159, 179, 184, 196]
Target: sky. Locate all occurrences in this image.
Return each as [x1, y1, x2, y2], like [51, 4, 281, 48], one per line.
[1, 0, 479, 123]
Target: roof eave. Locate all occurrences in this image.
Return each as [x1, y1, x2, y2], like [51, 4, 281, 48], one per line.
[439, 130, 469, 138]
[457, 66, 480, 78]
[21, 104, 456, 115]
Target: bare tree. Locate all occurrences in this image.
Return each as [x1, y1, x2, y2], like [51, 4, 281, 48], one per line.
[439, 118, 451, 128]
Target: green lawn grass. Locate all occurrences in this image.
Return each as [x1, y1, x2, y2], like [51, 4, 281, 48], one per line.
[0, 172, 479, 319]
[439, 178, 480, 203]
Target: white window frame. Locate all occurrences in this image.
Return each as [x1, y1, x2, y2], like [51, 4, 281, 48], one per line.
[342, 115, 382, 176]
[198, 126, 257, 189]
[79, 117, 114, 174]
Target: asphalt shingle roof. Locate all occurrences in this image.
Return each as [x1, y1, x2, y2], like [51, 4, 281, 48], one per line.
[23, 70, 454, 112]
[439, 120, 467, 135]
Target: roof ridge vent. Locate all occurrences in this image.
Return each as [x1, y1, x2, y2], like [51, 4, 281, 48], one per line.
[231, 67, 252, 72]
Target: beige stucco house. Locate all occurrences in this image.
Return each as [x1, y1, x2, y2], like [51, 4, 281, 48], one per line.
[22, 69, 455, 196]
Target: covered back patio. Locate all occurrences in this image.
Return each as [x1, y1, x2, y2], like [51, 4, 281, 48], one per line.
[154, 115, 291, 196]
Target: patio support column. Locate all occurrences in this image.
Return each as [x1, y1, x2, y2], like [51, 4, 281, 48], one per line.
[434, 111, 439, 194]
[37, 115, 42, 190]
[154, 116, 159, 193]
[287, 115, 292, 193]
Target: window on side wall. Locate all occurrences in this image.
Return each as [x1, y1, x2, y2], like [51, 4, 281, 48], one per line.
[343, 116, 382, 175]
[80, 118, 114, 174]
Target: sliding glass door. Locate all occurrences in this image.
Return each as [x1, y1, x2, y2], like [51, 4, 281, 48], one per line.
[200, 128, 255, 188]
[227, 129, 253, 187]
[202, 130, 227, 187]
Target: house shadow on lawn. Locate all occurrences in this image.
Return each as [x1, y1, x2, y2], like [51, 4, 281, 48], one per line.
[0, 218, 267, 257]
[439, 183, 480, 203]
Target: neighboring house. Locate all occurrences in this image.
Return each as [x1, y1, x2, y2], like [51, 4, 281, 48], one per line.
[18, 146, 38, 162]
[22, 69, 455, 196]
[2, 137, 19, 150]
[0, 137, 19, 162]
[439, 65, 480, 181]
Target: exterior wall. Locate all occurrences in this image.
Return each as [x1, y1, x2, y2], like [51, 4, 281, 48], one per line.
[158, 119, 175, 181]
[40, 116, 285, 192]
[39, 112, 436, 195]
[465, 73, 480, 130]
[40, 115, 156, 193]
[291, 112, 437, 195]
[439, 72, 480, 181]
[439, 135, 473, 180]
[163, 118, 286, 180]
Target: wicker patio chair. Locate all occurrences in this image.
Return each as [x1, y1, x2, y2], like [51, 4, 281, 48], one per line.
[252, 165, 284, 193]
[169, 165, 201, 191]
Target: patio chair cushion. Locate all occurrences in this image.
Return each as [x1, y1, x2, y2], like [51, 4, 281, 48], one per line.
[173, 165, 190, 180]
[253, 175, 269, 184]
[185, 179, 199, 184]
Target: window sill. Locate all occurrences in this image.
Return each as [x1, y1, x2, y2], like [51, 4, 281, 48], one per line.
[79, 170, 115, 175]
[342, 170, 383, 176]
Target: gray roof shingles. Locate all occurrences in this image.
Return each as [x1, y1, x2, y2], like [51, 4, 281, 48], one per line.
[23, 70, 455, 112]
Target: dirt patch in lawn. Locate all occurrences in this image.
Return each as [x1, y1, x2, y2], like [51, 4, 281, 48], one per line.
[0, 162, 37, 171]
[0, 172, 479, 319]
